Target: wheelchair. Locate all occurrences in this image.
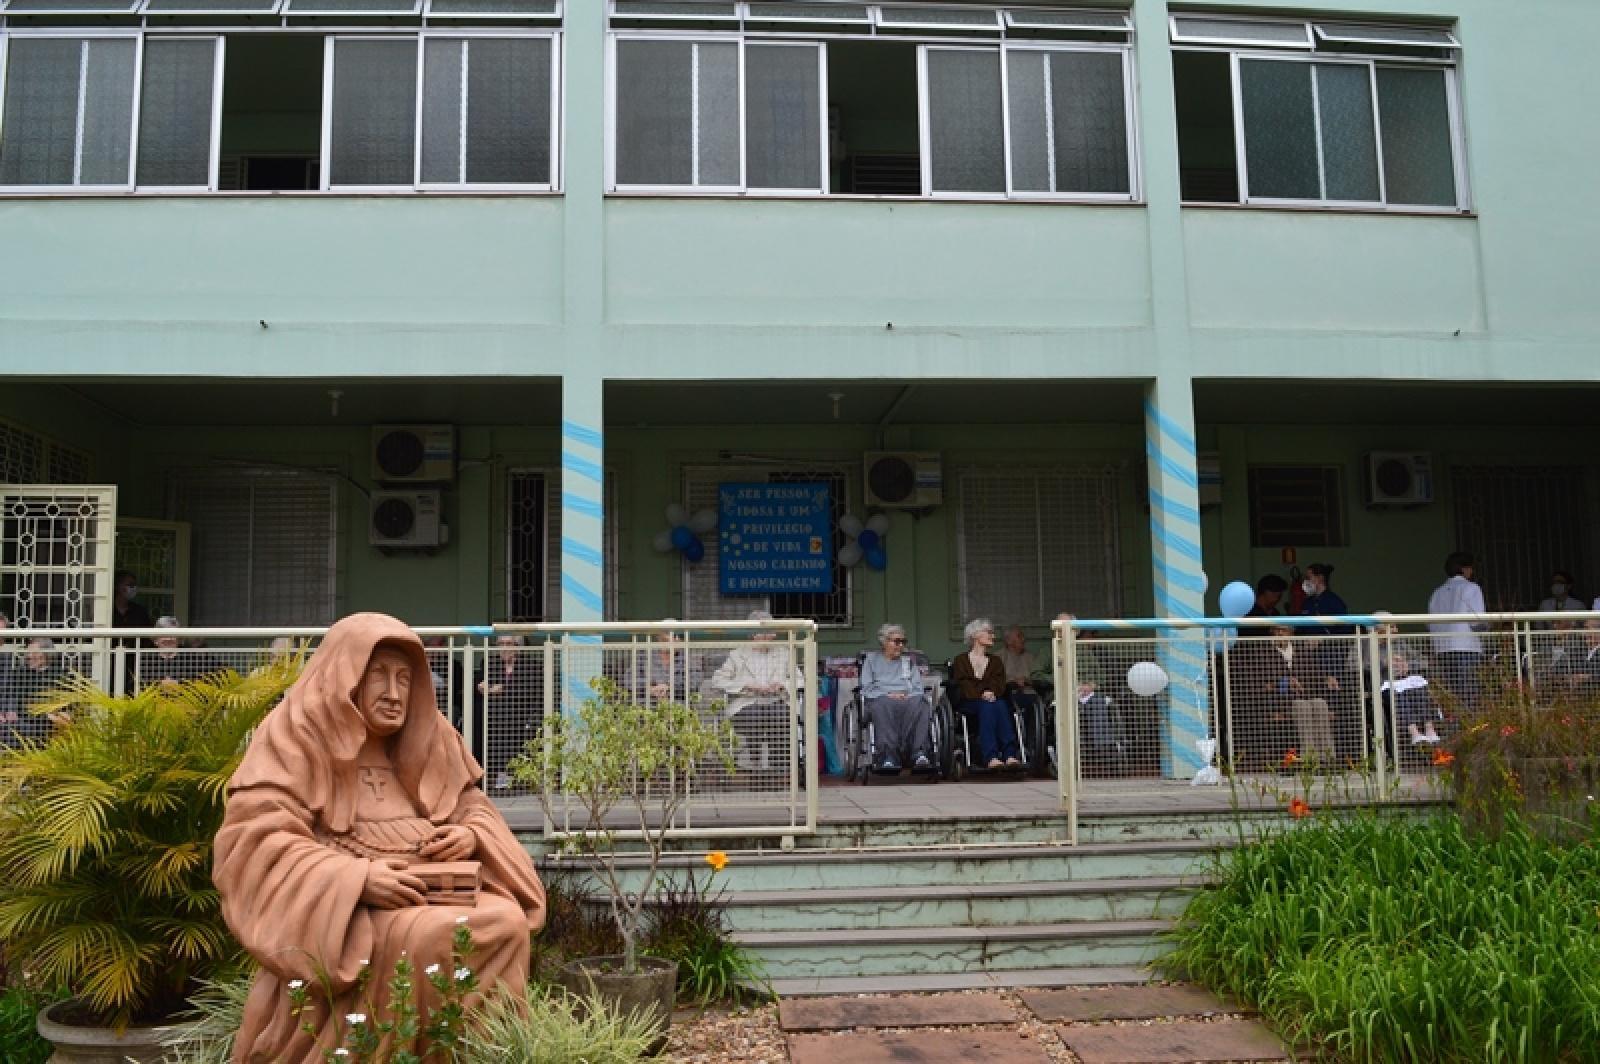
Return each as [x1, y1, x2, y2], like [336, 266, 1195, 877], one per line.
[837, 651, 958, 785]
[941, 665, 1054, 780]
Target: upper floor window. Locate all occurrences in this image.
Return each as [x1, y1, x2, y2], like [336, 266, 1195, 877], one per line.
[1171, 14, 1466, 212]
[0, 0, 561, 193]
[606, 2, 1138, 202]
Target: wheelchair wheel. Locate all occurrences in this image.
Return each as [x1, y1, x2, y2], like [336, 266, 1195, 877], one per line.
[934, 694, 962, 781]
[1029, 700, 1057, 780]
[841, 697, 864, 784]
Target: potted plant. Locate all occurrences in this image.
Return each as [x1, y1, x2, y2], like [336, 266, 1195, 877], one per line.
[1450, 681, 1600, 843]
[0, 656, 300, 1063]
[512, 676, 734, 1051]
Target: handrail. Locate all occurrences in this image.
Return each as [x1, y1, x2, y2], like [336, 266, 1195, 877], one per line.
[12, 619, 820, 640]
[1055, 609, 1600, 632]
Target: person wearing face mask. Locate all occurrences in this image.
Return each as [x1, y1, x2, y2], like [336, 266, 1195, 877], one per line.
[1298, 564, 1350, 635]
[1538, 571, 1584, 627]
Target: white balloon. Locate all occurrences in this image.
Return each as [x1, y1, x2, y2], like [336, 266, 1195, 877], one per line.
[664, 503, 689, 528]
[837, 543, 864, 568]
[689, 508, 718, 533]
[1198, 570, 1210, 593]
[865, 514, 890, 537]
[652, 530, 675, 553]
[1126, 661, 1170, 698]
[839, 514, 864, 538]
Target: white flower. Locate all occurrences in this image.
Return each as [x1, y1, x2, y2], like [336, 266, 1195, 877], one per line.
[346, 1013, 367, 1025]
[454, 916, 469, 925]
[359, 959, 370, 966]
[454, 967, 472, 981]
[287, 979, 304, 990]
[334, 1052, 349, 1058]
[425, 964, 441, 976]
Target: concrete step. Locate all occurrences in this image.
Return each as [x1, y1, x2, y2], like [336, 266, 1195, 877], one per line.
[768, 965, 1154, 997]
[736, 919, 1175, 979]
[719, 876, 1202, 931]
[540, 839, 1223, 892]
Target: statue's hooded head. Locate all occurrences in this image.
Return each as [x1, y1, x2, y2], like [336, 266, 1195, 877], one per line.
[228, 613, 481, 834]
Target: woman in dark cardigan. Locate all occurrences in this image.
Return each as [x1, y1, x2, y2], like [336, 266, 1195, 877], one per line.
[950, 618, 1019, 769]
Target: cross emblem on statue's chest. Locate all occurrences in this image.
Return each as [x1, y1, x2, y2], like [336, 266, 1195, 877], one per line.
[359, 766, 388, 800]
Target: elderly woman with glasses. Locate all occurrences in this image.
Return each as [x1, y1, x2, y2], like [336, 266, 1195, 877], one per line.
[860, 622, 933, 774]
[951, 617, 1020, 770]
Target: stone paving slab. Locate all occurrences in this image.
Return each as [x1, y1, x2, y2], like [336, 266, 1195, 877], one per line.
[778, 991, 1014, 1031]
[1058, 1019, 1288, 1063]
[787, 1029, 1053, 1064]
[1021, 985, 1239, 1022]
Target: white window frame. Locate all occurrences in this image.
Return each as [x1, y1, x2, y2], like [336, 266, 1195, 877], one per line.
[322, 29, 561, 193]
[1000, 41, 1139, 203]
[1226, 48, 1468, 213]
[422, 0, 561, 18]
[1313, 22, 1459, 50]
[607, 25, 1137, 202]
[133, 34, 226, 192]
[137, 0, 284, 13]
[876, 5, 1001, 32]
[1169, 13, 1315, 50]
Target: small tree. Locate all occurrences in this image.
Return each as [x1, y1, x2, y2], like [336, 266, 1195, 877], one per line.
[512, 677, 734, 974]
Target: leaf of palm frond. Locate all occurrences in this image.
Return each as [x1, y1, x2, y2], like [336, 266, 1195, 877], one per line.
[144, 917, 232, 964]
[0, 824, 85, 886]
[118, 841, 207, 898]
[176, 886, 222, 916]
[0, 881, 102, 938]
[29, 775, 119, 863]
[74, 929, 164, 1017]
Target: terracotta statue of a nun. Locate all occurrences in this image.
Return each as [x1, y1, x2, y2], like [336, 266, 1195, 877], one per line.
[215, 613, 545, 1062]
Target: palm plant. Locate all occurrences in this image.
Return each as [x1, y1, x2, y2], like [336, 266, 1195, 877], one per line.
[0, 656, 300, 1026]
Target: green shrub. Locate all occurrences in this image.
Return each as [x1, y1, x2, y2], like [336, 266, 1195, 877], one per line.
[0, 984, 53, 1064]
[642, 870, 769, 1006]
[159, 976, 252, 1064]
[460, 984, 656, 1064]
[1163, 813, 1600, 1062]
[0, 659, 300, 1024]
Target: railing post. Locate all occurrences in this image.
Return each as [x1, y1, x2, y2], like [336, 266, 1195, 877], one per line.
[111, 643, 126, 698]
[460, 639, 476, 774]
[1365, 625, 1388, 795]
[1220, 632, 1235, 773]
[802, 625, 819, 834]
[1054, 621, 1079, 844]
[542, 635, 556, 839]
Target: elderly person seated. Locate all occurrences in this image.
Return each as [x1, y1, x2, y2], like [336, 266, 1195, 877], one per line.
[860, 622, 933, 775]
[711, 610, 801, 780]
[997, 625, 1038, 692]
[951, 619, 1021, 769]
[142, 615, 222, 689]
[627, 619, 695, 704]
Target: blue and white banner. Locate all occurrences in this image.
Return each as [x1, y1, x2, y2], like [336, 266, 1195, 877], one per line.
[718, 482, 833, 595]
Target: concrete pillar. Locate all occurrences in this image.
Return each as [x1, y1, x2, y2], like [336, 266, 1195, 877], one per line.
[1144, 378, 1210, 778]
[559, 378, 606, 623]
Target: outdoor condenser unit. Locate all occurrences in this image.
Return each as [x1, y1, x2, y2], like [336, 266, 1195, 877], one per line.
[863, 452, 943, 509]
[371, 424, 456, 484]
[369, 490, 447, 549]
[1364, 452, 1434, 508]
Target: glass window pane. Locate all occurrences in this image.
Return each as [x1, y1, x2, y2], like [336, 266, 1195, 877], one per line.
[137, 38, 217, 187]
[427, 0, 557, 13]
[926, 48, 1003, 194]
[285, 0, 419, 12]
[1006, 51, 1049, 191]
[1170, 16, 1311, 48]
[1315, 63, 1378, 202]
[1049, 50, 1128, 195]
[745, 43, 819, 190]
[696, 40, 738, 186]
[614, 38, 691, 185]
[1240, 59, 1319, 200]
[3, 0, 138, 10]
[420, 39, 463, 183]
[330, 38, 418, 186]
[78, 39, 137, 185]
[879, 6, 997, 29]
[464, 37, 551, 184]
[143, 0, 281, 11]
[0, 38, 81, 186]
[1377, 66, 1456, 207]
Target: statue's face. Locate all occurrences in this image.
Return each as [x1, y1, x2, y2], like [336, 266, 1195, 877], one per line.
[359, 646, 413, 736]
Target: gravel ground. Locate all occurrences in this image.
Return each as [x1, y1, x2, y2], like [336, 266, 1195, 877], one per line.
[660, 987, 1288, 1064]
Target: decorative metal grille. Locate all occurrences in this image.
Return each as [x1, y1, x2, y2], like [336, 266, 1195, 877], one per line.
[956, 464, 1123, 626]
[505, 469, 621, 622]
[0, 486, 117, 631]
[114, 519, 189, 624]
[682, 463, 853, 626]
[1453, 465, 1595, 612]
[1248, 465, 1347, 548]
[0, 419, 92, 484]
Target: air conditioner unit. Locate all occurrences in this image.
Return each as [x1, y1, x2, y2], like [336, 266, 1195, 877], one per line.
[371, 425, 455, 484]
[369, 490, 446, 549]
[1365, 452, 1434, 507]
[863, 452, 942, 509]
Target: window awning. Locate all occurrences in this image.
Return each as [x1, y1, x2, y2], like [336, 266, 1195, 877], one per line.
[1314, 22, 1459, 49]
[1, 0, 142, 13]
[140, 0, 284, 13]
[1169, 14, 1314, 49]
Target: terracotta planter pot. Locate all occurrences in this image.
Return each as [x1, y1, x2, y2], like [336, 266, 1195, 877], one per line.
[36, 1001, 178, 1064]
[557, 954, 678, 1055]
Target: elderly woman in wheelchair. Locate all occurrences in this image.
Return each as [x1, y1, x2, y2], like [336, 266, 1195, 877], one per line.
[950, 618, 1023, 770]
[859, 622, 935, 775]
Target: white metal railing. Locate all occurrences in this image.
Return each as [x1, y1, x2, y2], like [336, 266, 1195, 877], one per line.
[0, 619, 819, 840]
[1051, 611, 1600, 842]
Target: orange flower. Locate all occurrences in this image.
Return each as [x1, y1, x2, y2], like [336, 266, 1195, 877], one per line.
[704, 851, 729, 873]
[1431, 750, 1455, 768]
[1282, 749, 1300, 767]
[1288, 798, 1312, 819]
[1501, 725, 1518, 738]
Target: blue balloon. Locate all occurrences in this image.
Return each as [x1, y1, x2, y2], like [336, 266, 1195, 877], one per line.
[670, 525, 694, 551]
[857, 529, 880, 551]
[682, 538, 705, 563]
[1218, 580, 1255, 619]
[864, 546, 887, 571]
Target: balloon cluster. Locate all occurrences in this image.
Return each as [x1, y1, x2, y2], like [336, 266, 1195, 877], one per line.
[837, 514, 890, 571]
[652, 502, 717, 564]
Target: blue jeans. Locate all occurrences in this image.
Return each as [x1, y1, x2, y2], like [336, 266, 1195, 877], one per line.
[960, 698, 1019, 764]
